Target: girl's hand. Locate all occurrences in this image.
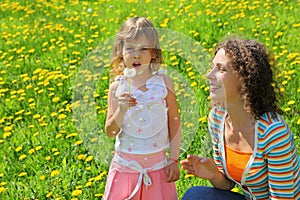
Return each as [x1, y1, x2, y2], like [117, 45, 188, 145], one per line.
[166, 161, 180, 182]
[180, 154, 219, 180]
[117, 92, 137, 112]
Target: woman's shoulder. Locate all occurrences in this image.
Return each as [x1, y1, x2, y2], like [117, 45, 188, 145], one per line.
[209, 105, 226, 118]
[258, 112, 287, 129]
[257, 112, 292, 140]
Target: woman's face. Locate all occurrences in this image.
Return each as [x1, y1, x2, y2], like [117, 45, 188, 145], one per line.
[206, 48, 241, 104]
[122, 35, 153, 76]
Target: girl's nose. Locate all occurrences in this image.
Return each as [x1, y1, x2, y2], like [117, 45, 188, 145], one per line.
[132, 50, 141, 59]
[134, 54, 140, 59]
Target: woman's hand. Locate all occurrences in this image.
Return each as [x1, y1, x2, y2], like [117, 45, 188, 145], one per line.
[180, 154, 219, 180]
[166, 161, 180, 182]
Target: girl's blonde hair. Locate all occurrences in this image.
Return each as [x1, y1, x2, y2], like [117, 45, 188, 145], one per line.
[110, 17, 162, 80]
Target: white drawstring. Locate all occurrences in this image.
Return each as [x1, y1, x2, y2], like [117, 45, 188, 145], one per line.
[113, 154, 167, 200]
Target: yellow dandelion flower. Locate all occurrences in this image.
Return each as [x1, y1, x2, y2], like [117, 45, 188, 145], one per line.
[29, 148, 35, 154]
[35, 146, 42, 151]
[190, 82, 197, 87]
[199, 116, 207, 123]
[231, 187, 239, 192]
[54, 152, 60, 156]
[66, 133, 78, 138]
[184, 174, 194, 178]
[45, 156, 51, 161]
[52, 97, 60, 102]
[15, 146, 22, 152]
[0, 187, 5, 193]
[3, 132, 11, 139]
[46, 192, 53, 198]
[86, 156, 93, 162]
[284, 108, 291, 112]
[95, 171, 107, 181]
[85, 182, 92, 187]
[19, 154, 27, 160]
[287, 100, 295, 105]
[78, 154, 86, 160]
[58, 114, 67, 119]
[33, 114, 41, 119]
[50, 170, 59, 177]
[94, 193, 103, 197]
[72, 190, 82, 196]
[18, 172, 27, 177]
[40, 175, 46, 180]
[75, 140, 83, 145]
[297, 118, 300, 125]
[4, 126, 12, 132]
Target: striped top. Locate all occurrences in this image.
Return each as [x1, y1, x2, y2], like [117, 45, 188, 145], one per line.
[208, 106, 300, 200]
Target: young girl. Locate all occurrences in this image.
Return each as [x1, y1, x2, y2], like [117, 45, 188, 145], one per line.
[181, 38, 300, 200]
[104, 17, 181, 200]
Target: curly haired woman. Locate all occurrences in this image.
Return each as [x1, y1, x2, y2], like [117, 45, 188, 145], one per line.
[181, 38, 300, 200]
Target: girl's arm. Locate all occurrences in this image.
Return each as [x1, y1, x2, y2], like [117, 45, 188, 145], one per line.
[164, 75, 181, 160]
[105, 81, 136, 138]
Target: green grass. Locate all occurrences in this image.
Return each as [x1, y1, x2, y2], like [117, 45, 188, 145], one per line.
[0, 0, 299, 199]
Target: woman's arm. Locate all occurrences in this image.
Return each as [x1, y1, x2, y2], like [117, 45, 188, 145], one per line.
[265, 120, 300, 199]
[181, 155, 235, 190]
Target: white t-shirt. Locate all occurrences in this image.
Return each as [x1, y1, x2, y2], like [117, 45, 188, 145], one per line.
[114, 73, 169, 154]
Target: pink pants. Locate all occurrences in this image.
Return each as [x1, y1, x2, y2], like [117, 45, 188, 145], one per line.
[103, 151, 178, 200]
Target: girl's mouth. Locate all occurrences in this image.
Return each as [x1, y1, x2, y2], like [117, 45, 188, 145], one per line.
[133, 63, 141, 68]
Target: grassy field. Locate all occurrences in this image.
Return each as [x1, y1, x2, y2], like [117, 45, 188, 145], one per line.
[0, 0, 299, 199]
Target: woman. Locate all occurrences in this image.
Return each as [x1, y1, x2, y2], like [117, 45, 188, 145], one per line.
[181, 38, 300, 200]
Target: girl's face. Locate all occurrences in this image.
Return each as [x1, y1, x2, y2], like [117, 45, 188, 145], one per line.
[206, 48, 241, 103]
[122, 35, 153, 76]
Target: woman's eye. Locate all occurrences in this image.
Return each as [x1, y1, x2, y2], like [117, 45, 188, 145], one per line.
[218, 67, 226, 72]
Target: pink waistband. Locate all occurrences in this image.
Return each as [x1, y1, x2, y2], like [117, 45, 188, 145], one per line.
[111, 151, 166, 173]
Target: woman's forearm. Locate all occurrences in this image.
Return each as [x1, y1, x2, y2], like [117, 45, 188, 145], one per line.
[209, 171, 234, 190]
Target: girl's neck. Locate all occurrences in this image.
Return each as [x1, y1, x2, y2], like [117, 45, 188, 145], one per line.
[129, 71, 153, 90]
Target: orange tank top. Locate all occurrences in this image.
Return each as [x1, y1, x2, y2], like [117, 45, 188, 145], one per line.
[225, 144, 252, 182]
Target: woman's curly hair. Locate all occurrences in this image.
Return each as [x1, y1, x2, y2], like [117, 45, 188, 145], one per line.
[215, 38, 283, 119]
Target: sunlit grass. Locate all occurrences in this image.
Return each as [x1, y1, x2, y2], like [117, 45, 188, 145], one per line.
[0, 0, 299, 199]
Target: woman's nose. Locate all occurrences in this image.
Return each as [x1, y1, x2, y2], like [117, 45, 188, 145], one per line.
[206, 68, 214, 80]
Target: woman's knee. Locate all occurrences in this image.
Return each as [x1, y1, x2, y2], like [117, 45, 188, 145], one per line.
[182, 186, 211, 200]
[182, 186, 245, 200]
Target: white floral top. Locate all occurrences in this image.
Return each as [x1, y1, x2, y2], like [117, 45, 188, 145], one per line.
[114, 72, 169, 154]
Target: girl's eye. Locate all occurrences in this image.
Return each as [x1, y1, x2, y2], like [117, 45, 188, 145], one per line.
[141, 47, 148, 51]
